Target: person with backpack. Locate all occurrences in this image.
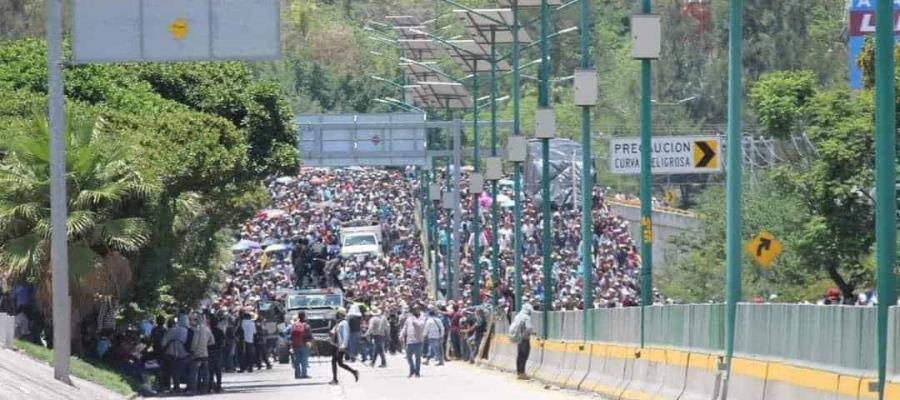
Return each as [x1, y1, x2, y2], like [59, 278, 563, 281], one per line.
[284, 312, 312, 379]
[508, 303, 534, 380]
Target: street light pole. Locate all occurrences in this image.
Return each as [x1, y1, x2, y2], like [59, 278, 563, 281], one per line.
[579, 0, 594, 342]
[490, 29, 501, 307]
[874, 0, 897, 398]
[539, 0, 553, 339]
[723, 0, 744, 397]
[472, 60, 482, 305]
[47, 0, 71, 383]
[638, 0, 654, 349]
[512, 0, 524, 313]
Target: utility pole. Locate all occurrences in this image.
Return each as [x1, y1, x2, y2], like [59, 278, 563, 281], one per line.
[472, 60, 482, 305]
[512, 0, 524, 312]
[722, 0, 743, 398]
[539, 0, 553, 339]
[578, 0, 595, 342]
[490, 29, 501, 307]
[638, 0, 654, 349]
[874, 0, 897, 398]
[47, 0, 71, 383]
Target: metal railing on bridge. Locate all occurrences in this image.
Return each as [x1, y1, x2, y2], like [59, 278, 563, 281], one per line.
[497, 304, 899, 376]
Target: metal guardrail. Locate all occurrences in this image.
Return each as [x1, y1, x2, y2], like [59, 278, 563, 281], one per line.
[525, 304, 897, 376]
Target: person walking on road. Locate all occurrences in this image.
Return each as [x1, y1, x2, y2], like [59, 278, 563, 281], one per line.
[400, 306, 425, 377]
[366, 308, 388, 368]
[509, 303, 534, 380]
[286, 312, 312, 379]
[238, 312, 256, 373]
[208, 315, 225, 393]
[161, 316, 190, 393]
[330, 310, 359, 385]
[188, 314, 215, 394]
[423, 308, 444, 366]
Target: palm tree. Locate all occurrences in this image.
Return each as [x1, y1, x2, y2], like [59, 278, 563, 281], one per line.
[0, 115, 158, 313]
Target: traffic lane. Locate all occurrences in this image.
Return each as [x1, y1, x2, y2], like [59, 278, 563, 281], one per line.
[165, 354, 602, 400]
[335, 354, 600, 400]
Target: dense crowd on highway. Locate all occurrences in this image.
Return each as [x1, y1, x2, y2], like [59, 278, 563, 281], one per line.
[434, 170, 651, 309]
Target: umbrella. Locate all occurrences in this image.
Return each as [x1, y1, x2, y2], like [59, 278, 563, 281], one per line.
[232, 239, 261, 251]
[501, 199, 515, 208]
[264, 243, 292, 253]
[260, 238, 279, 247]
[310, 177, 325, 185]
[275, 176, 295, 184]
[479, 192, 492, 208]
[496, 194, 512, 204]
[262, 209, 287, 219]
[498, 179, 514, 187]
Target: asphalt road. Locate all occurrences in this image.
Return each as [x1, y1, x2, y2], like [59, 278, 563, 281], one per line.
[164, 353, 600, 400]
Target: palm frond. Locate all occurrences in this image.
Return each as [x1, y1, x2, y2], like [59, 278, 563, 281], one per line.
[66, 210, 98, 239]
[68, 242, 100, 279]
[0, 232, 47, 278]
[97, 217, 150, 253]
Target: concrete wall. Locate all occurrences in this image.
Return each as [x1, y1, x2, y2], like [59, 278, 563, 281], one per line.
[608, 201, 699, 273]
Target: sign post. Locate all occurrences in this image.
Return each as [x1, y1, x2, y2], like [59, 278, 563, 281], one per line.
[608, 136, 722, 175]
[48, 0, 280, 382]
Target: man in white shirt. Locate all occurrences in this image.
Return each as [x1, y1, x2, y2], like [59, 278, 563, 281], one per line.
[239, 312, 257, 373]
[399, 307, 425, 377]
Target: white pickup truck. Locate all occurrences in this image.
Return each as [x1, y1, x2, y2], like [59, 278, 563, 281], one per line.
[339, 223, 383, 259]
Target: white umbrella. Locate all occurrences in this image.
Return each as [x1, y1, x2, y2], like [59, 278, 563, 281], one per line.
[498, 179, 514, 187]
[275, 176, 295, 184]
[496, 194, 512, 204]
[232, 239, 261, 251]
[501, 199, 515, 208]
[262, 209, 287, 219]
[264, 243, 291, 253]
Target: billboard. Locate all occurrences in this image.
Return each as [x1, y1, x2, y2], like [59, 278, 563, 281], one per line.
[848, 0, 900, 89]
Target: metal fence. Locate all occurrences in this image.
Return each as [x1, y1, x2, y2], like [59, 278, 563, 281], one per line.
[515, 304, 897, 375]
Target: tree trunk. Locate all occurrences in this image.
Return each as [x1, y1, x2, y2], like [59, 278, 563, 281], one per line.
[825, 262, 855, 300]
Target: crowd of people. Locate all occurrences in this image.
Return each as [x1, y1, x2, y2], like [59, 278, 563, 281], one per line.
[430, 170, 652, 311]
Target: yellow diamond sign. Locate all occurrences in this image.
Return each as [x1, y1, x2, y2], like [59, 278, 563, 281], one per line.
[746, 230, 783, 268]
[168, 18, 189, 40]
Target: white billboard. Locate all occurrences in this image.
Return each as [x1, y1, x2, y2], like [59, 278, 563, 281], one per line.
[72, 0, 280, 64]
[608, 136, 722, 175]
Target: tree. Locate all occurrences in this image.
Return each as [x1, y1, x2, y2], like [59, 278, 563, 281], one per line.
[0, 115, 158, 311]
[749, 71, 877, 300]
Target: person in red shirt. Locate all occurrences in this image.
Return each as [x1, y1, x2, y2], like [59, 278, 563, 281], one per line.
[447, 304, 463, 360]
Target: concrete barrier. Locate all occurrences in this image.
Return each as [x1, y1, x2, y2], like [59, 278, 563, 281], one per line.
[621, 348, 667, 400]
[727, 357, 768, 400]
[663, 352, 720, 400]
[526, 338, 543, 377]
[762, 361, 840, 400]
[479, 335, 900, 400]
[658, 349, 689, 399]
[585, 344, 637, 399]
[562, 343, 593, 390]
[0, 314, 13, 349]
[534, 340, 566, 383]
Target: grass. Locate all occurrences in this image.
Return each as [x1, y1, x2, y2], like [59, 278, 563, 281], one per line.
[14, 339, 136, 396]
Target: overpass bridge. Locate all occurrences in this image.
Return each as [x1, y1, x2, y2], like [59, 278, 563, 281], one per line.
[608, 200, 699, 273]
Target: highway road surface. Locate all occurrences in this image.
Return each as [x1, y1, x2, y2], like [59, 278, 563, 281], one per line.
[165, 354, 599, 400]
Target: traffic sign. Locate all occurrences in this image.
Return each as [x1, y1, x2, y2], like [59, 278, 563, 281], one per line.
[608, 136, 722, 175]
[746, 230, 783, 268]
[71, 0, 280, 64]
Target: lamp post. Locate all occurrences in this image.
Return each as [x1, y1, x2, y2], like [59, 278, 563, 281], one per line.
[539, 0, 553, 340]
[722, 0, 743, 397]
[873, 0, 897, 398]
[577, 0, 595, 342]
[638, 0, 654, 349]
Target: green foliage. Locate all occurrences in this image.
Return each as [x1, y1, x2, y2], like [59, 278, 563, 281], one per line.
[750, 71, 816, 137]
[0, 114, 157, 282]
[660, 179, 829, 303]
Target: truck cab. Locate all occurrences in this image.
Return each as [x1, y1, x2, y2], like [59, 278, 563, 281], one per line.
[339, 221, 383, 259]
